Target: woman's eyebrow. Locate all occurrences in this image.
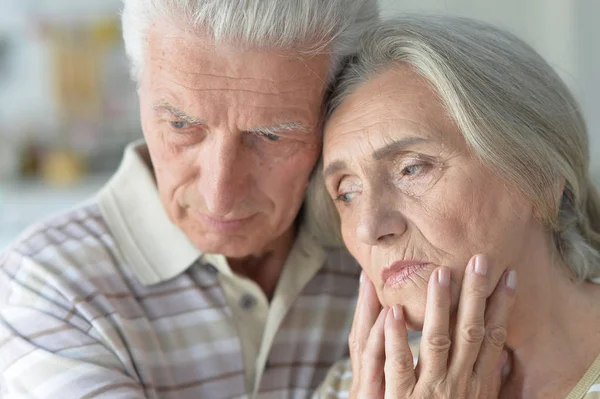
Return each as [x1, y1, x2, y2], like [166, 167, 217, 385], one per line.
[323, 137, 431, 180]
[323, 160, 346, 181]
[372, 137, 429, 160]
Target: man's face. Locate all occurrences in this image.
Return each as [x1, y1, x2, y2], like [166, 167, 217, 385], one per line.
[139, 22, 329, 258]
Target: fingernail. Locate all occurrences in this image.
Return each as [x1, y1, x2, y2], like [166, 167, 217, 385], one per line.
[392, 304, 402, 320]
[474, 255, 488, 276]
[505, 269, 517, 290]
[360, 271, 365, 284]
[437, 267, 450, 287]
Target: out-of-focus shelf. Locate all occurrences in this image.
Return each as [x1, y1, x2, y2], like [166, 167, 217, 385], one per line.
[0, 174, 111, 250]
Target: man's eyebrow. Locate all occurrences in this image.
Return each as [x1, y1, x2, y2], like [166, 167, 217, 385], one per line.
[247, 122, 311, 136]
[153, 102, 205, 125]
[372, 137, 429, 160]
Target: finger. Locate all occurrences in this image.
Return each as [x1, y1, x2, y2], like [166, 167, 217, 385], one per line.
[349, 274, 380, 370]
[384, 305, 416, 399]
[449, 255, 497, 374]
[488, 349, 510, 396]
[473, 269, 516, 383]
[349, 275, 380, 364]
[356, 307, 388, 399]
[417, 267, 452, 382]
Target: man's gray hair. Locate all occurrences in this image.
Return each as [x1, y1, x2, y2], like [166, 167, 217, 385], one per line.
[121, 0, 379, 83]
[308, 15, 600, 280]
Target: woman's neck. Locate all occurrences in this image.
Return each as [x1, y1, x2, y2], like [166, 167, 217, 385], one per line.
[500, 242, 600, 398]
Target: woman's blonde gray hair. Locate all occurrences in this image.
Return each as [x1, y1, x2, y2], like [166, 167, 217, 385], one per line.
[121, 0, 379, 83]
[308, 15, 600, 280]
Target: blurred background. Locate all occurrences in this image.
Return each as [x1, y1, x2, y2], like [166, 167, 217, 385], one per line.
[0, 0, 598, 249]
[0, 0, 139, 248]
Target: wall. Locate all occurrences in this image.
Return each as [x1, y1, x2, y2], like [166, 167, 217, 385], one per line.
[0, 0, 138, 163]
[379, 0, 600, 175]
[576, 0, 600, 175]
[0, 0, 123, 130]
[0, 0, 597, 170]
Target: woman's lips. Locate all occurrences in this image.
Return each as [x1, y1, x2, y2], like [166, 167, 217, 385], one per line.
[381, 261, 430, 288]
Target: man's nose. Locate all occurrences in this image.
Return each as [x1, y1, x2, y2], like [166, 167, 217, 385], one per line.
[355, 191, 407, 246]
[200, 136, 250, 217]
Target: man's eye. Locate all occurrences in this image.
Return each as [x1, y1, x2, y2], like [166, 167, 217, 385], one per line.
[170, 121, 190, 129]
[262, 133, 281, 141]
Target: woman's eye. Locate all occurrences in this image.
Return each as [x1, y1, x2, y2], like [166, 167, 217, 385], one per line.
[170, 121, 190, 129]
[335, 192, 356, 203]
[401, 164, 425, 177]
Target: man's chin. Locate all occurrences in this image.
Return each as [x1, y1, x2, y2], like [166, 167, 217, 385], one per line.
[190, 234, 260, 258]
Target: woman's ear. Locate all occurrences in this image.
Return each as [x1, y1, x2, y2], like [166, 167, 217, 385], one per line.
[555, 177, 567, 210]
[532, 176, 566, 223]
[548, 177, 568, 229]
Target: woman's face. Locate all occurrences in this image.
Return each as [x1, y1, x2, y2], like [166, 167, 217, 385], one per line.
[323, 66, 541, 330]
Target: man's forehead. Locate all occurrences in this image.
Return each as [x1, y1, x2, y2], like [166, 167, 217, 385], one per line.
[143, 22, 331, 132]
[146, 22, 331, 85]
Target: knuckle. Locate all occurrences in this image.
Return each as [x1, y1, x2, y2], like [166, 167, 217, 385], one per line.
[486, 325, 508, 349]
[361, 347, 380, 365]
[424, 333, 452, 354]
[348, 333, 358, 349]
[348, 334, 355, 348]
[466, 283, 489, 298]
[461, 324, 486, 344]
[348, 327, 357, 342]
[416, 387, 435, 399]
[384, 352, 414, 374]
[428, 382, 454, 399]
[348, 336, 361, 357]
[468, 374, 484, 397]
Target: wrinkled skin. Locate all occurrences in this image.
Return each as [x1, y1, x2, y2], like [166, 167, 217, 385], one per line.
[139, 21, 329, 260]
[323, 65, 540, 330]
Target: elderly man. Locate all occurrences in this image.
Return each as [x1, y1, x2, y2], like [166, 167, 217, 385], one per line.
[0, 1, 378, 398]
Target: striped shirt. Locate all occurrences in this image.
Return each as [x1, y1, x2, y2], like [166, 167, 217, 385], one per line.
[314, 342, 600, 398]
[0, 142, 361, 399]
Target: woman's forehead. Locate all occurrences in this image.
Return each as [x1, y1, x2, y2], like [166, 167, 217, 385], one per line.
[324, 67, 463, 156]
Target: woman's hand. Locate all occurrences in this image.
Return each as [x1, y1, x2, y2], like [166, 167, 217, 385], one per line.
[348, 255, 516, 398]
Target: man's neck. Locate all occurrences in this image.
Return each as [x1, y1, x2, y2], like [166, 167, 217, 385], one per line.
[227, 225, 297, 300]
[500, 250, 600, 398]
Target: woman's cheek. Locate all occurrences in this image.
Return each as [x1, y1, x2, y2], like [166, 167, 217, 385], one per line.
[449, 270, 462, 313]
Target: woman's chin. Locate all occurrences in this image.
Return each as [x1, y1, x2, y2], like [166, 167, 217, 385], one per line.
[381, 288, 428, 331]
[403, 306, 426, 331]
[386, 292, 460, 333]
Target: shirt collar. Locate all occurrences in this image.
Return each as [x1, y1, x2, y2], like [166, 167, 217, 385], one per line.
[97, 140, 330, 288]
[97, 141, 202, 285]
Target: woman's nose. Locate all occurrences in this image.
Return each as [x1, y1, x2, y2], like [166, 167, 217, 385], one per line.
[355, 199, 407, 246]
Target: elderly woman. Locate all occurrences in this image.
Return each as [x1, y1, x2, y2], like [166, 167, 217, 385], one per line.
[312, 15, 600, 399]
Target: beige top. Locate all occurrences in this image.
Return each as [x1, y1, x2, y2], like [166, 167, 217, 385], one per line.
[566, 353, 600, 399]
[0, 142, 361, 399]
[314, 342, 600, 398]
